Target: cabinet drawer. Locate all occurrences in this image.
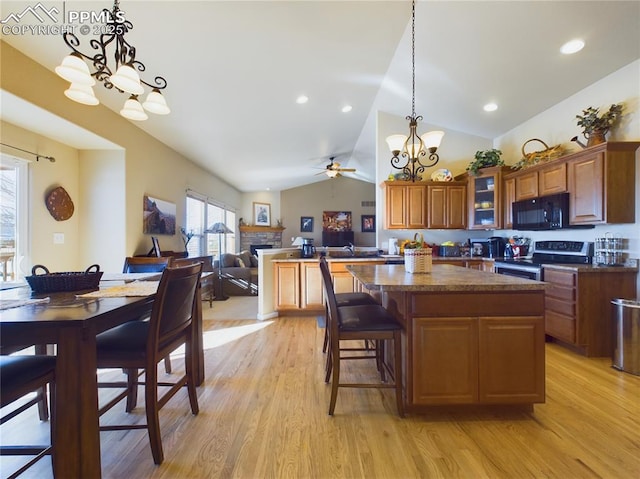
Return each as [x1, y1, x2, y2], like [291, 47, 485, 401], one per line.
[546, 310, 576, 343]
[546, 297, 575, 316]
[544, 268, 576, 286]
[546, 284, 575, 301]
[329, 262, 350, 272]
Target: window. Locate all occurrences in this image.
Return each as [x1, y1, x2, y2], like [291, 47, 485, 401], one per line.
[185, 193, 236, 259]
[0, 154, 29, 281]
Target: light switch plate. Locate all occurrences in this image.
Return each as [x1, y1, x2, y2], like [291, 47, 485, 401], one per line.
[53, 232, 65, 244]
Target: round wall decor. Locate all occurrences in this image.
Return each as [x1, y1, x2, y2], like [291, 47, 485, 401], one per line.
[46, 186, 74, 221]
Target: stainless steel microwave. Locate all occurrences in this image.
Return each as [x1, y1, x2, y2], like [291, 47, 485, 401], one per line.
[512, 192, 570, 230]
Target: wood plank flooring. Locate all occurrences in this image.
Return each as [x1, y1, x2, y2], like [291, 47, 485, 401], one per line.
[2, 296, 639, 478]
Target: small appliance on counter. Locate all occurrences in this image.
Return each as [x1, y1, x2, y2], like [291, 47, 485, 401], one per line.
[388, 238, 399, 255]
[301, 238, 316, 258]
[487, 236, 506, 258]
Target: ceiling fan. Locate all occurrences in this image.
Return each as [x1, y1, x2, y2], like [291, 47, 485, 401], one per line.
[314, 157, 356, 178]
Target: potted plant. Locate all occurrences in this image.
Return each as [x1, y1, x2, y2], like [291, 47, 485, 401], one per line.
[466, 149, 504, 176]
[575, 103, 623, 147]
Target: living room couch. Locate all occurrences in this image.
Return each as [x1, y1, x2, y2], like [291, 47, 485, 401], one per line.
[213, 250, 259, 296]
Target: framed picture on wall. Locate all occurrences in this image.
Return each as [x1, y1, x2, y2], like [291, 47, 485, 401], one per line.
[300, 216, 313, 232]
[253, 202, 271, 226]
[143, 195, 176, 235]
[361, 215, 375, 232]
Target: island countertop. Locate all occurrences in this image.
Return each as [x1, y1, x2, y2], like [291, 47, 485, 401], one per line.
[347, 263, 547, 292]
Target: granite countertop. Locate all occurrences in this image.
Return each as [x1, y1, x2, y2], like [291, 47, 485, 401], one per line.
[272, 256, 386, 263]
[541, 263, 638, 273]
[347, 263, 547, 292]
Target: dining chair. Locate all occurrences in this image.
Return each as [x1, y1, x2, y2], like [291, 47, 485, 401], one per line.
[318, 256, 379, 354]
[172, 256, 215, 307]
[319, 257, 404, 417]
[0, 354, 56, 479]
[95, 262, 202, 465]
[122, 256, 170, 273]
[122, 256, 173, 376]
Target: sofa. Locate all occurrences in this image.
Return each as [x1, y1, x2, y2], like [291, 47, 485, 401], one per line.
[213, 250, 259, 296]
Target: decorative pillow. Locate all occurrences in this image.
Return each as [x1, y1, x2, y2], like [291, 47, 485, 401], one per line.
[220, 253, 236, 268]
[238, 251, 253, 270]
[237, 258, 246, 267]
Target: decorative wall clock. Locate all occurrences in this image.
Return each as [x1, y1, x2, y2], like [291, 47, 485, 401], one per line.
[46, 186, 74, 221]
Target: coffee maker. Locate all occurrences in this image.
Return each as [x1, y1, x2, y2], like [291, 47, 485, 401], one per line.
[301, 238, 316, 258]
[487, 236, 506, 258]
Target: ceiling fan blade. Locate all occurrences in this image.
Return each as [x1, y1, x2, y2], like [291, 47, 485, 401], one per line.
[336, 168, 356, 172]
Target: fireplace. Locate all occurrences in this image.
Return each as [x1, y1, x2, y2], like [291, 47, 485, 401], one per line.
[250, 244, 273, 256]
[239, 226, 284, 252]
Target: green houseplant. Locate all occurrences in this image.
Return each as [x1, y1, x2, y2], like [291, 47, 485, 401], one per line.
[466, 149, 504, 176]
[575, 103, 623, 146]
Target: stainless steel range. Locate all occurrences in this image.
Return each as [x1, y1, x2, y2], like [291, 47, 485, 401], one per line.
[494, 240, 594, 281]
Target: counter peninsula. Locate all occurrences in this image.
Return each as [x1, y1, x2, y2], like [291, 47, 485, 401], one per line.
[347, 263, 548, 413]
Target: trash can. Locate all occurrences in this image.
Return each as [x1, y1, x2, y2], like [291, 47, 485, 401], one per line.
[611, 299, 640, 375]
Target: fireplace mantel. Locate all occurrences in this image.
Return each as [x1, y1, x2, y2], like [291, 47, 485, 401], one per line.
[239, 226, 285, 233]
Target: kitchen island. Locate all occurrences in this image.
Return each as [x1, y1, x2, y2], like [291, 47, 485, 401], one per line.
[347, 263, 548, 413]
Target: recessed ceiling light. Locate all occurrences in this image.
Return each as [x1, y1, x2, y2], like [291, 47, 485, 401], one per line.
[296, 95, 308, 104]
[483, 103, 498, 112]
[560, 39, 585, 55]
[341, 105, 352, 113]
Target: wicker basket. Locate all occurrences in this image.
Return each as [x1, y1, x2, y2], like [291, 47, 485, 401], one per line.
[512, 138, 564, 170]
[26, 264, 103, 293]
[404, 247, 432, 274]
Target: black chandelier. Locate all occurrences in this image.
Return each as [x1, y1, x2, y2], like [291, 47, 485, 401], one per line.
[55, 0, 169, 121]
[387, 0, 443, 182]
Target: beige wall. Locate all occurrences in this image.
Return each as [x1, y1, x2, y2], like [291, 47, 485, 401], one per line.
[280, 177, 377, 247]
[1, 42, 243, 273]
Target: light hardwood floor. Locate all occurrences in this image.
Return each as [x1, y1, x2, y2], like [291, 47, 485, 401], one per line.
[2, 296, 639, 478]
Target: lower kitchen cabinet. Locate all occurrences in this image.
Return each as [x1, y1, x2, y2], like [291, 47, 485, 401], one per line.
[406, 290, 545, 407]
[274, 262, 300, 310]
[543, 266, 638, 357]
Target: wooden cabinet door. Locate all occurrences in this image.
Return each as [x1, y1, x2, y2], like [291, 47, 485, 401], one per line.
[300, 262, 323, 309]
[274, 263, 300, 310]
[406, 185, 427, 229]
[385, 184, 407, 229]
[514, 171, 538, 200]
[427, 185, 447, 229]
[568, 151, 604, 224]
[411, 317, 478, 405]
[503, 177, 515, 228]
[447, 185, 467, 229]
[478, 316, 545, 404]
[538, 162, 567, 196]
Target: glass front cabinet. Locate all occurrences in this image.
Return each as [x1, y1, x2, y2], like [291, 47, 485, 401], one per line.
[457, 166, 510, 230]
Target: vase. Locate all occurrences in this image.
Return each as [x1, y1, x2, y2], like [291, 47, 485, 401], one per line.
[586, 129, 607, 147]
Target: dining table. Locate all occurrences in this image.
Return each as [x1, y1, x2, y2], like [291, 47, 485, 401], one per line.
[0, 273, 206, 478]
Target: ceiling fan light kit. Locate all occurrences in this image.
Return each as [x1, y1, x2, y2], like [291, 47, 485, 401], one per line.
[387, 0, 444, 182]
[55, 0, 169, 121]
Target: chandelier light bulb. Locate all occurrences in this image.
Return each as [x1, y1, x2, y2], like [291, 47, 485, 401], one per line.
[64, 83, 99, 106]
[142, 89, 170, 115]
[55, 53, 95, 86]
[120, 95, 148, 121]
[109, 64, 144, 95]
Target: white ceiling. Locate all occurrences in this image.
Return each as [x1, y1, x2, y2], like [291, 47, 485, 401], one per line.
[1, 1, 639, 192]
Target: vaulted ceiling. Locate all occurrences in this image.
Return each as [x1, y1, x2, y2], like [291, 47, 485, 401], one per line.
[2, 1, 639, 192]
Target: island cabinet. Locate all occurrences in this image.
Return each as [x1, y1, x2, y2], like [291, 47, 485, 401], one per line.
[543, 265, 638, 357]
[347, 264, 547, 412]
[456, 166, 510, 230]
[273, 262, 300, 311]
[566, 142, 639, 224]
[406, 292, 545, 407]
[427, 182, 467, 229]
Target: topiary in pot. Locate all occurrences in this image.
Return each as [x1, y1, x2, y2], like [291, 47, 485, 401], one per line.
[466, 149, 504, 176]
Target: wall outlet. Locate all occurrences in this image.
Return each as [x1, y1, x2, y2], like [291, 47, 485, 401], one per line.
[53, 232, 65, 244]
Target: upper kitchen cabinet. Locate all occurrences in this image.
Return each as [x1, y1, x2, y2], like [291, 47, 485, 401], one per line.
[383, 181, 427, 229]
[457, 166, 510, 230]
[427, 182, 467, 229]
[567, 142, 639, 225]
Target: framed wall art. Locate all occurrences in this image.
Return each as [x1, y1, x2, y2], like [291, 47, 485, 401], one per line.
[300, 216, 313, 232]
[361, 215, 375, 232]
[143, 195, 176, 235]
[322, 211, 352, 231]
[253, 202, 271, 226]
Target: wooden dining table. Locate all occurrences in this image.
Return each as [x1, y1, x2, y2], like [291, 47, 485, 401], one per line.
[0, 275, 205, 478]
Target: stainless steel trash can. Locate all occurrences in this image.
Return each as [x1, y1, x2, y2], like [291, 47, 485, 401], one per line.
[611, 299, 640, 375]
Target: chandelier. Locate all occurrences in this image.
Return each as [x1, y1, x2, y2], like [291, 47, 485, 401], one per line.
[55, 0, 169, 121]
[387, 0, 443, 182]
